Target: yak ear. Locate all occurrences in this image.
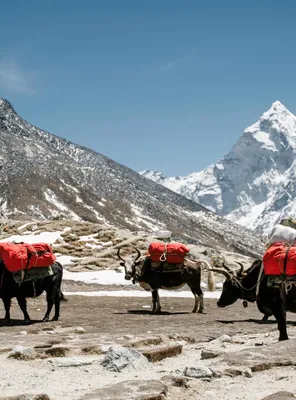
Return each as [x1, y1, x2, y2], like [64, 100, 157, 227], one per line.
[119, 262, 125, 266]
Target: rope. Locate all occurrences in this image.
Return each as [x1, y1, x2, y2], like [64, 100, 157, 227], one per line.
[230, 268, 265, 292]
[159, 244, 167, 262]
[256, 261, 264, 297]
[0, 267, 4, 291]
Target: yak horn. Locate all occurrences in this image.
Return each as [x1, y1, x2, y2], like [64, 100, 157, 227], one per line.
[128, 245, 141, 262]
[236, 262, 244, 276]
[208, 268, 232, 280]
[117, 247, 126, 263]
[222, 262, 232, 272]
[117, 245, 141, 262]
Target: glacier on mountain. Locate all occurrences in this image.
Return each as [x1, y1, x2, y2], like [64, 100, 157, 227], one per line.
[141, 101, 296, 234]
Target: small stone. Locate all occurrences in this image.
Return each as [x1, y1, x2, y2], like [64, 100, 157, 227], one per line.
[211, 369, 222, 378]
[201, 350, 219, 360]
[184, 366, 213, 379]
[218, 335, 232, 343]
[8, 346, 37, 361]
[75, 327, 87, 334]
[123, 334, 134, 340]
[243, 368, 253, 378]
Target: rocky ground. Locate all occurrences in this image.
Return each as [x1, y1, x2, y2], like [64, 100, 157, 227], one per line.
[0, 286, 296, 400]
[0, 219, 293, 399]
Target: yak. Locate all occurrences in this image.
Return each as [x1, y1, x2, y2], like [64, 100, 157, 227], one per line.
[211, 260, 296, 341]
[0, 261, 63, 323]
[117, 245, 215, 314]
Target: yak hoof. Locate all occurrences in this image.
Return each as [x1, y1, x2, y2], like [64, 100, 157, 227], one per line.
[52, 316, 59, 321]
[262, 315, 269, 322]
[24, 319, 31, 324]
[42, 317, 49, 322]
[3, 318, 10, 324]
[279, 336, 289, 341]
[198, 309, 204, 314]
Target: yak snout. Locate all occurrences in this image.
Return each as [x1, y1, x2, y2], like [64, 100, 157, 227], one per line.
[217, 300, 225, 308]
[125, 273, 132, 280]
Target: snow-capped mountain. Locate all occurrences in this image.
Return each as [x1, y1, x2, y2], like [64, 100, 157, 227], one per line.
[141, 101, 296, 235]
[0, 98, 263, 257]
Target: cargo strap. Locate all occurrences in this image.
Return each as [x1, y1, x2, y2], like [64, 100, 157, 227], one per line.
[283, 242, 294, 275]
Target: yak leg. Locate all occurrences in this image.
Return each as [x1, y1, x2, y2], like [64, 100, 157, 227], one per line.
[151, 290, 161, 313]
[197, 292, 204, 313]
[188, 284, 204, 313]
[2, 298, 11, 322]
[273, 306, 288, 341]
[52, 290, 61, 321]
[268, 286, 288, 341]
[16, 296, 31, 322]
[192, 294, 199, 313]
[42, 290, 54, 322]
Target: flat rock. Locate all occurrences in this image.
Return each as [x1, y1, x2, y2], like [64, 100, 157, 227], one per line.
[215, 338, 296, 372]
[81, 380, 167, 400]
[261, 392, 296, 400]
[44, 346, 70, 357]
[128, 336, 163, 348]
[140, 344, 182, 362]
[0, 395, 51, 400]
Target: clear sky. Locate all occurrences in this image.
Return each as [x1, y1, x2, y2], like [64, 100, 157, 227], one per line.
[1, 0, 296, 176]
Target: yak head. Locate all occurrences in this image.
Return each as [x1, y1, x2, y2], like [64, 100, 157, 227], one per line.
[210, 262, 246, 308]
[116, 246, 143, 281]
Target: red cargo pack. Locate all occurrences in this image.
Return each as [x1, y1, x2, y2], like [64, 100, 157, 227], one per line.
[148, 242, 190, 264]
[0, 242, 56, 273]
[263, 242, 296, 276]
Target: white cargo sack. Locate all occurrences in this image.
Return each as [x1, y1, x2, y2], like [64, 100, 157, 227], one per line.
[268, 224, 296, 246]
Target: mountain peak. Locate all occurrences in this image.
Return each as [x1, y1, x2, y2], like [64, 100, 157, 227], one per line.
[263, 100, 292, 119]
[245, 100, 296, 137]
[0, 98, 15, 116]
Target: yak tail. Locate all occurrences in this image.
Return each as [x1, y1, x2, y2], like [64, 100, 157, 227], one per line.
[207, 270, 215, 292]
[198, 260, 216, 292]
[60, 291, 68, 302]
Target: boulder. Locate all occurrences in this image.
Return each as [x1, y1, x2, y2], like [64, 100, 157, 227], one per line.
[101, 346, 149, 372]
[8, 346, 37, 361]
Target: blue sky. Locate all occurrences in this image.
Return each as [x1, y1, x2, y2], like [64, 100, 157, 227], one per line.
[1, 0, 296, 176]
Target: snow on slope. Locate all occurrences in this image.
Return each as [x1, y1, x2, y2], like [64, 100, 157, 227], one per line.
[141, 101, 296, 234]
[0, 97, 263, 256]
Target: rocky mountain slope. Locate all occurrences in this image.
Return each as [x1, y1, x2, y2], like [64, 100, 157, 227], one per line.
[0, 98, 263, 257]
[141, 101, 296, 235]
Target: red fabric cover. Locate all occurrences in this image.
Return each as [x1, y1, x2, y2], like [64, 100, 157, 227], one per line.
[148, 242, 190, 264]
[263, 242, 296, 276]
[0, 242, 56, 273]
